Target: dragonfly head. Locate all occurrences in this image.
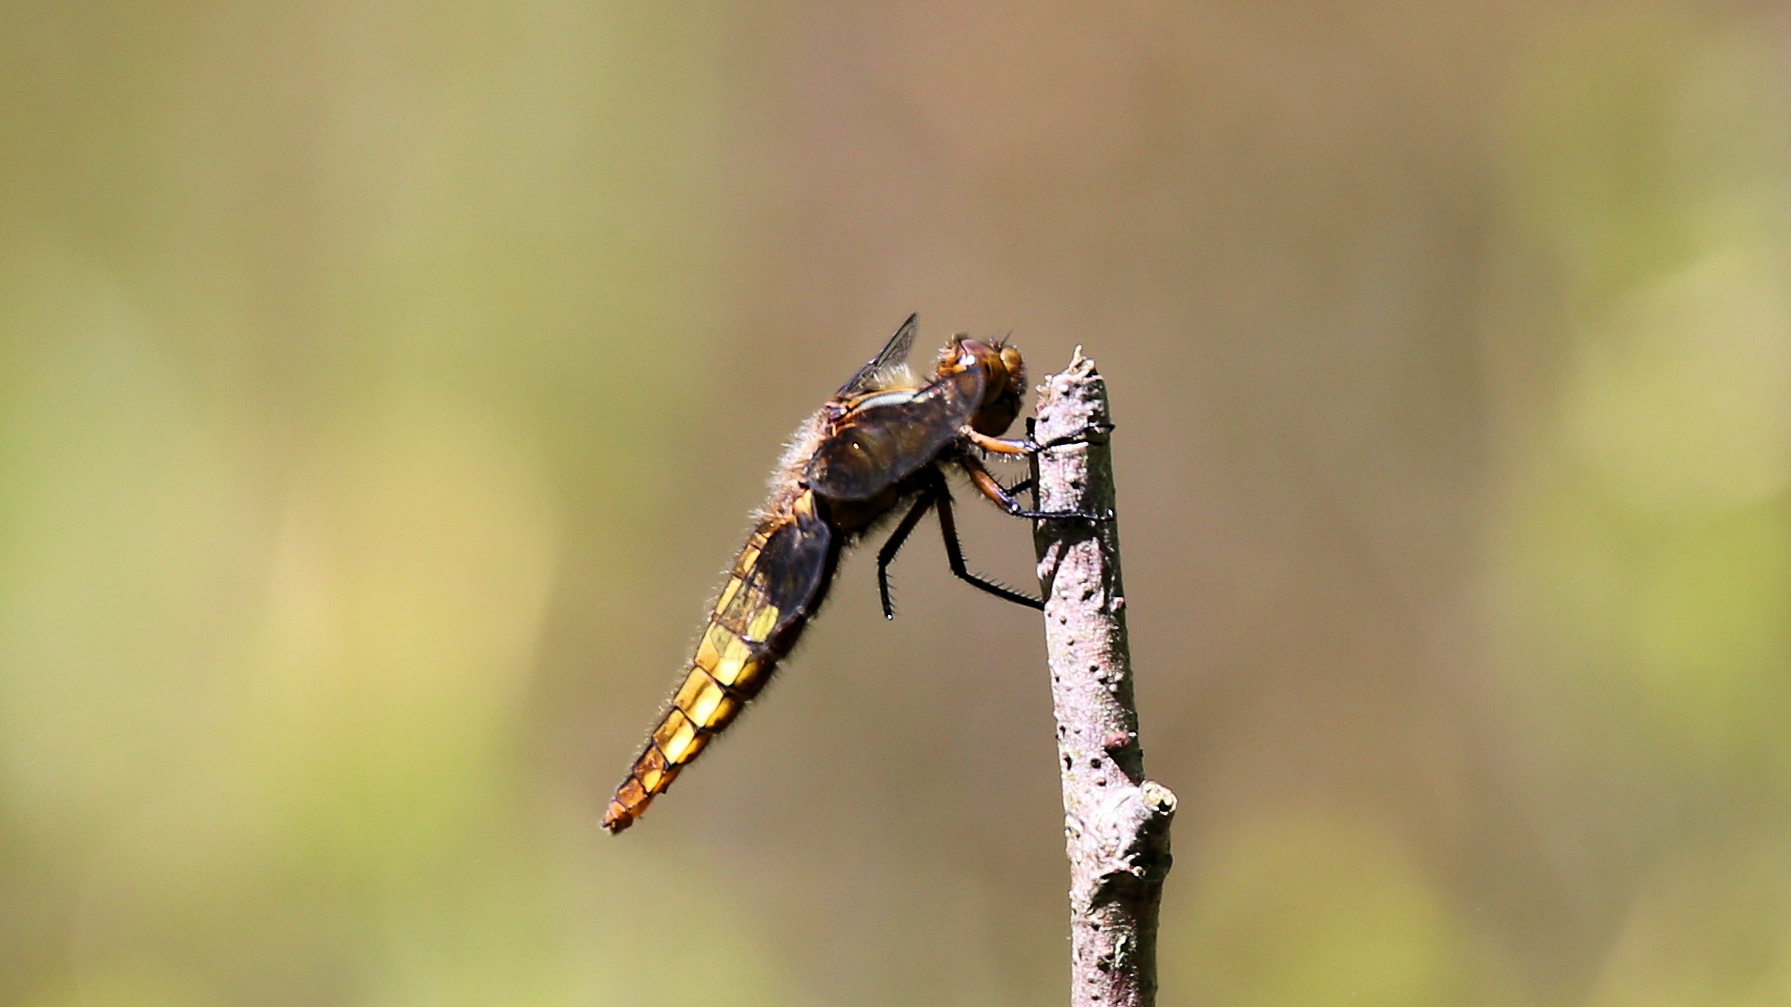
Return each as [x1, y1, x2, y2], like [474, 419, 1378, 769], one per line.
[939, 337, 1027, 436]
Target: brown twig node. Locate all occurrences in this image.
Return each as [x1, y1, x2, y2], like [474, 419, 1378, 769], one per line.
[1032, 348, 1176, 1007]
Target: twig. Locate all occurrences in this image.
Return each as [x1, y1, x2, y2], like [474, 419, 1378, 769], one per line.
[1032, 348, 1177, 1007]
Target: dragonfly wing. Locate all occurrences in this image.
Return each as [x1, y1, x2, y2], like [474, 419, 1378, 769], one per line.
[805, 364, 986, 501]
[837, 313, 919, 396]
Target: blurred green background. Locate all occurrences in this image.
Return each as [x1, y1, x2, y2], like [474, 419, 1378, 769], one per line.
[2, 2, 1788, 1005]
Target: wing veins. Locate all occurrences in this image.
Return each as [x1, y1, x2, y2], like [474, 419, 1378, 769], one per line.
[838, 313, 919, 395]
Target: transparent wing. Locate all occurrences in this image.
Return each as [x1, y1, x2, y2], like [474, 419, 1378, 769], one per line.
[837, 313, 919, 396]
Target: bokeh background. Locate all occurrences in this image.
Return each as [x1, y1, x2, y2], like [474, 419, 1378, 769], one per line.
[3, 2, 1789, 1005]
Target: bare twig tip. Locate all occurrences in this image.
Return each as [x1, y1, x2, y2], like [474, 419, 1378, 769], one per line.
[1142, 781, 1178, 816]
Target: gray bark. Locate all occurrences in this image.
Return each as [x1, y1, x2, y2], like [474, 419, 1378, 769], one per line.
[1031, 349, 1177, 1007]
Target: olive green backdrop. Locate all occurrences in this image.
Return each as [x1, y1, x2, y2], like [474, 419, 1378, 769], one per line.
[2, 3, 1789, 1006]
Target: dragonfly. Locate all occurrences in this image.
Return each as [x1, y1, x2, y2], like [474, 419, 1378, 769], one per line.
[603, 315, 1098, 833]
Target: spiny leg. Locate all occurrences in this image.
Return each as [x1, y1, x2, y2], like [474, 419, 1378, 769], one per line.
[875, 487, 939, 620]
[958, 454, 1108, 522]
[989, 471, 1038, 512]
[965, 459, 1035, 508]
[933, 480, 1045, 610]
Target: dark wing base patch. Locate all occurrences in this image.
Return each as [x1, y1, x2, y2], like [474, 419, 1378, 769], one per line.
[805, 367, 985, 502]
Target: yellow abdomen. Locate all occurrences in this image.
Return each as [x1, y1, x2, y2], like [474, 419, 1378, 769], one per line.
[603, 491, 828, 832]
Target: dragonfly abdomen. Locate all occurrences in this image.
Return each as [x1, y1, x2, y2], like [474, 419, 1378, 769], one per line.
[601, 620, 779, 831]
[603, 494, 833, 833]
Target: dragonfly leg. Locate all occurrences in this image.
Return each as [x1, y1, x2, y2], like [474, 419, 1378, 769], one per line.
[962, 428, 1037, 455]
[962, 421, 1116, 458]
[933, 482, 1045, 610]
[875, 487, 939, 620]
[1024, 415, 1117, 452]
[957, 455, 1110, 522]
[1034, 422, 1115, 451]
